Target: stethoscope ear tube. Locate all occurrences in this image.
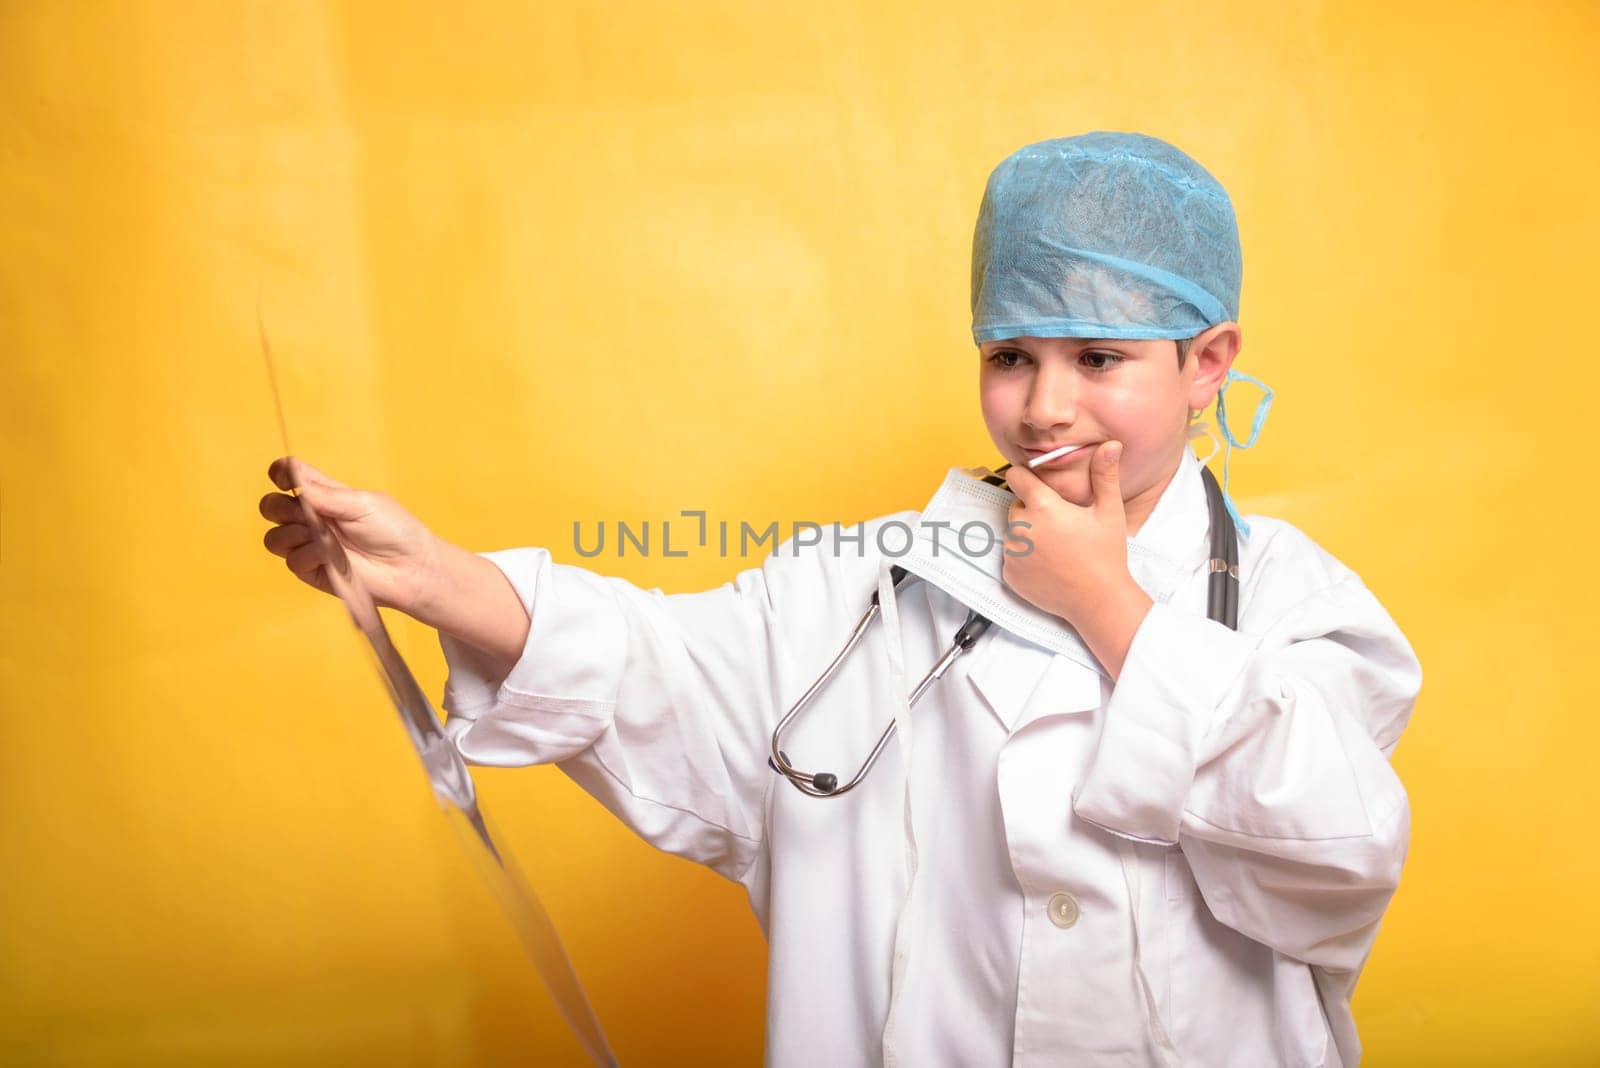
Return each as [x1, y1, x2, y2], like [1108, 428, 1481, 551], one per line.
[1199, 463, 1240, 631]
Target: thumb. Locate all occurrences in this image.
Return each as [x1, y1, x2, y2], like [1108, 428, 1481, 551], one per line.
[1092, 440, 1124, 515]
[289, 457, 348, 490]
[295, 478, 373, 524]
[268, 455, 349, 492]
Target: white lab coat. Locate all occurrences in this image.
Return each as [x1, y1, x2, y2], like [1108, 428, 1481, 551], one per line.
[438, 449, 1421, 1067]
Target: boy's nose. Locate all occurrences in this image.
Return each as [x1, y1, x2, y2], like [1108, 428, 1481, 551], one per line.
[1023, 363, 1077, 430]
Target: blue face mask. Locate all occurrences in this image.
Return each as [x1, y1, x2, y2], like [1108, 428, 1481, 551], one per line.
[1212, 368, 1274, 537]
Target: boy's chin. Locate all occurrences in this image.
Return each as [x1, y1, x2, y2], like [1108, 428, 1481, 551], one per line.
[1037, 471, 1094, 505]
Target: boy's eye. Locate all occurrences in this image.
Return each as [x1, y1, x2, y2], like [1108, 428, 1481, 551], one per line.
[986, 349, 1028, 369]
[985, 349, 1125, 371]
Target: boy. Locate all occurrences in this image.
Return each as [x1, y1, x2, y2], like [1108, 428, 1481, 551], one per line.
[261, 132, 1421, 1065]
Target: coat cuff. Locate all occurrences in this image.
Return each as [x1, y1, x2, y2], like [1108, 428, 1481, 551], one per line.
[1072, 600, 1259, 844]
[438, 547, 621, 766]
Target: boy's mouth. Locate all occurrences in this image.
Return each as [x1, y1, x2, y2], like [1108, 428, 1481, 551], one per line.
[1021, 442, 1099, 468]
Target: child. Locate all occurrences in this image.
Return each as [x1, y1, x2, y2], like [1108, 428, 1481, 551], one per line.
[261, 132, 1421, 1067]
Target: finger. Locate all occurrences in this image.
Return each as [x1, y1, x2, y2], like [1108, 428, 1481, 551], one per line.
[268, 456, 295, 491]
[285, 538, 329, 580]
[284, 554, 332, 596]
[1091, 441, 1125, 516]
[263, 522, 312, 558]
[1002, 460, 1049, 507]
[259, 491, 306, 523]
[1003, 517, 1034, 556]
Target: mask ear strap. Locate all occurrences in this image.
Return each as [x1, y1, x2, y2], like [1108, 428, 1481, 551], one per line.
[1213, 369, 1275, 537]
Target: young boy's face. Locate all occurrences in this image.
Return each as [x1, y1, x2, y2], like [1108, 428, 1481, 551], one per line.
[978, 335, 1203, 530]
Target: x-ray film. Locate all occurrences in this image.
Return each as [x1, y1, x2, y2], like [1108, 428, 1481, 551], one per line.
[260, 308, 619, 1067]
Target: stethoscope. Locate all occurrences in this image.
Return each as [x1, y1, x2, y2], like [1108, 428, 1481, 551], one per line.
[769, 462, 1240, 798]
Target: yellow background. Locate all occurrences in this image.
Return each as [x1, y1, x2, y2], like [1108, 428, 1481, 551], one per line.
[3, 1, 1596, 1063]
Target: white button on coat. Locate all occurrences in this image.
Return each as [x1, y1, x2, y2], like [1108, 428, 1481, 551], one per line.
[1046, 891, 1080, 929]
[439, 449, 1421, 1067]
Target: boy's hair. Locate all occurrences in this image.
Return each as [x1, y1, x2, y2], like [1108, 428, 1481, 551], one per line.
[1176, 336, 1192, 368]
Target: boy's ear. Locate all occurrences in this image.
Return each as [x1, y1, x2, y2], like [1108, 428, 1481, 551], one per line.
[1185, 322, 1242, 412]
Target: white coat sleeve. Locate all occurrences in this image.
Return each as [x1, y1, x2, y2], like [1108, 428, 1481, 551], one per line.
[434, 539, 849, 883]
[1071, 574, 1422, 973]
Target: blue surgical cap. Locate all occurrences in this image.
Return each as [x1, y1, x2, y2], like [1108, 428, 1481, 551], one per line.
[971, 132, 1242, 344]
